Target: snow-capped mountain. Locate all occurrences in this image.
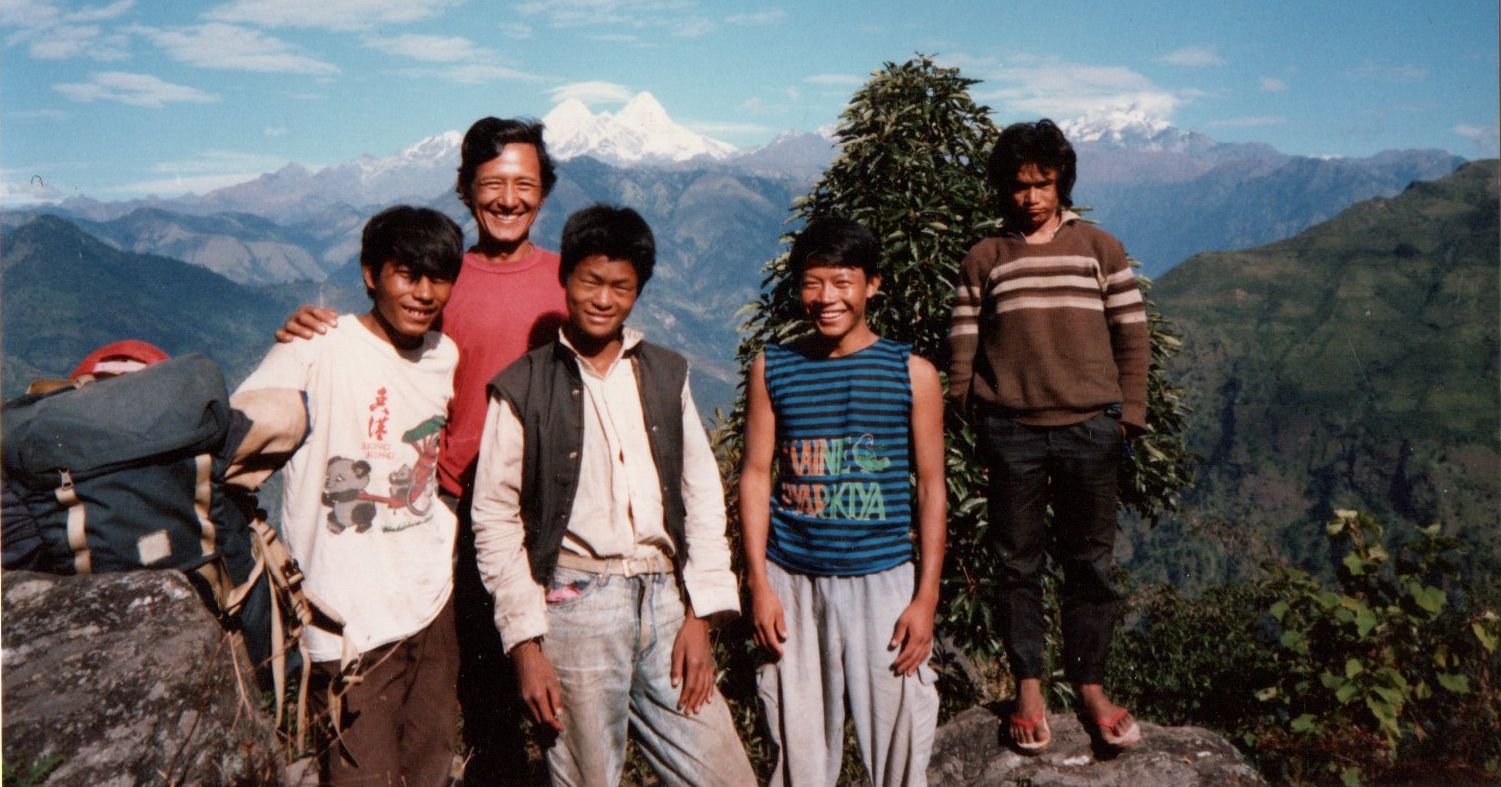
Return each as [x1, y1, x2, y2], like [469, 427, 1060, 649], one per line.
[1060, 106, 1218, 154]
[542, 92, 737, 166]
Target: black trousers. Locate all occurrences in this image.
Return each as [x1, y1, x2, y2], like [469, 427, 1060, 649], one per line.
[981, 411, 1125, 685]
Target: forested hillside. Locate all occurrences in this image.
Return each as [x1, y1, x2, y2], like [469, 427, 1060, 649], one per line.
[1128, 160, 1500, 586]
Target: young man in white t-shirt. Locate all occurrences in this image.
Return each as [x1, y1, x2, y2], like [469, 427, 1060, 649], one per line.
[238, 205, 464, 785]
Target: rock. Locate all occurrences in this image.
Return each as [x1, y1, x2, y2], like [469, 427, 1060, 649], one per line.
[929, 705, 1267, 786]
[2, 570, 282, 786]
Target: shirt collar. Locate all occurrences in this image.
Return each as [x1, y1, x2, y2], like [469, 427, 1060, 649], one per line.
[999, 208, 1081, 239]
[558, 326, 645, 379]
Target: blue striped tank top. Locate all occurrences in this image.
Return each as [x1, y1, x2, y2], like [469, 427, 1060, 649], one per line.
[764, 337, 913, 576]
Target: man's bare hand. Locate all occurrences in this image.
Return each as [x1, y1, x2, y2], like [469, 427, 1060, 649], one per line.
[671, 612, 715, 715]
[750, 583, 788, 659]
[274, 305, 339, 343]
[889, 598, 936, 677]
[512, 639, 565, 732]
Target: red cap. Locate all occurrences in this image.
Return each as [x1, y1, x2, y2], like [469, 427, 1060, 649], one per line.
[70, 340, 171, 379]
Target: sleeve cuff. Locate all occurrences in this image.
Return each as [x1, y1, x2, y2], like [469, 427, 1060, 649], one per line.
[683, 577, 740, 621]
[496, 605, 548, 654]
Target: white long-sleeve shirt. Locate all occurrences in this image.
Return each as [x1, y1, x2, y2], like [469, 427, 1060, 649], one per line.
[470, 328, 740, 652]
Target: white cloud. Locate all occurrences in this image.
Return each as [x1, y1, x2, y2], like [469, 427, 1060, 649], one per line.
[1453, 123, 1498, 154]
[150, 149, 287, 175]
[1259, 76, 1287, 92]
[69, 0, 132, 22]
[363, 33, 489, 63]
[974, 56, 1183, 121]
[401, 63, 545, 84]
[55, 71, 216, 107]
[111, 172, 261, 196]
[1156, 46, 1224, 68]
[26, 24, 128, 59]
[1207, 115, 1287, 129]
[739, 97, 767, 113]
[726, 9, 785, 26]
[2, 0, 132, 29]
[0, 171, 65, 205]
[8, 108, 70, 120]
[205, 0, 462, 31]
[1350, 63, 1427, 83]
[585, 32, 648, 45]
[804, 73, 861, 86]
[516, 0, 712, 37]
[500, 22, 532, 38]
[263, 126, 287, 137]
[132, 23, 339, 74]
[686, 120, 773, 136]
[549, 80, 634, 105]
[3, 0, 133, 60]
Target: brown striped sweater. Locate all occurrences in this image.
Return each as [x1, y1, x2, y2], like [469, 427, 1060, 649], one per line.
[947, 212, 1150, 430]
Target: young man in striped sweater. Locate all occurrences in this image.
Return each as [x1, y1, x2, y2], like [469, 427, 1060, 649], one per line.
[742, 217, 947, 785]
[947, 120, 1149, 752]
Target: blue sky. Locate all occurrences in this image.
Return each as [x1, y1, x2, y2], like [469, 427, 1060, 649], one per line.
[3, 0, 1496, 203]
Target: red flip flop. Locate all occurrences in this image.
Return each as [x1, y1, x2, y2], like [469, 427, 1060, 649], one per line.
[1009, 714, 1052, 753]
[1094, 706, 1142, 748]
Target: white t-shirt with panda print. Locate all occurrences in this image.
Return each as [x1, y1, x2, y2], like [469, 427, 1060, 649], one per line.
[238, 315, 459, 661]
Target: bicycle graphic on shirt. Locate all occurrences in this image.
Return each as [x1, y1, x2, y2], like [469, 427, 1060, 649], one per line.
[358, 415, 443, 517]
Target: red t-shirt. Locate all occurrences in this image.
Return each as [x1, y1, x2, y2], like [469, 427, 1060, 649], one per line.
[438, 245, 567, 496]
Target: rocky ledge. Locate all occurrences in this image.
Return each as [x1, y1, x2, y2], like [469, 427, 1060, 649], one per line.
[929, 704, 1267, 786]
[2, 570, 282, 786]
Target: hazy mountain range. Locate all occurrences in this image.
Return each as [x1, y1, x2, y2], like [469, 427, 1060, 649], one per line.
[2, 97, 1494, 592]
[25, 96, 1463, 282]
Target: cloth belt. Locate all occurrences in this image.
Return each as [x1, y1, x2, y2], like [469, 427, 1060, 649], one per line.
[555, 550, 671, 577]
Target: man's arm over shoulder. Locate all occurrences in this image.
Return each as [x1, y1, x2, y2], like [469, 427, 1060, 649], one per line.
[236, 325, 326, 394]
[677, 371, 740, 623]
[469, 395, 548, 651]
[947, 239, 995, 413]
[1095, 231, 1150, 433]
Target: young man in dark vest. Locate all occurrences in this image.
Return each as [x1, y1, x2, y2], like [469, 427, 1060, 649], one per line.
[468, 204, 755, 785]
[948, 120, 1149, 752]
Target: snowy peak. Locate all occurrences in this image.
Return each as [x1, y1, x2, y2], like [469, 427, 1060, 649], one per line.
[1060, 107, 1215, 154]
[541, 91, 736, 167]
[616, 91, 672, 128]
[353, 131, 462, 178]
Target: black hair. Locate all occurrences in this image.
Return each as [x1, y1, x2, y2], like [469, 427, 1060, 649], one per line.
[986, 118, 1078, 209]
[455, 117, 557, 206]
[788, 216, 881, 279]
[558, 204, 656, 289]
[359, 205, 463, 298]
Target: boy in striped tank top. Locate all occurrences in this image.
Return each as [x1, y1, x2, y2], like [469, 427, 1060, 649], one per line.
[741, 217, 947, 786]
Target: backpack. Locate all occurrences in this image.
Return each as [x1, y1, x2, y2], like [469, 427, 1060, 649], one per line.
[1, 353, 351, 744]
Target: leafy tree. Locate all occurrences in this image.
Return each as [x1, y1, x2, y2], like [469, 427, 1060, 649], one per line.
[716, 54, 1196, 673]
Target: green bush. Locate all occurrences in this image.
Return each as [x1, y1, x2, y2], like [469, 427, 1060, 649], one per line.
[1113, 510, 1501, 786]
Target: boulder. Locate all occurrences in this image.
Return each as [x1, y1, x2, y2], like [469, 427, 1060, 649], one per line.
[2, 570, 282, 786]
[929, 705, 1267, 786]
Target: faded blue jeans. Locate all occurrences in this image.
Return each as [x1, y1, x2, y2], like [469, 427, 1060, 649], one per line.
[540, 566, 755, 787]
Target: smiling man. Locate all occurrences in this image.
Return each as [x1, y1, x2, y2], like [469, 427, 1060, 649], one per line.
[469, 204, 755, 786]
[276, 116, 569, 780]
[947, 120, 1149, 753]
[238, 206, 464, 785]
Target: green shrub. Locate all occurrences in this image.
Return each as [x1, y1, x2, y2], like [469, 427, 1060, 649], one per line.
[1114, 510, 1501, 786]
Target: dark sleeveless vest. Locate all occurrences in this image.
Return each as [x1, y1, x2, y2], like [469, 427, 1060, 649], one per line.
[489, 339, 688, 584]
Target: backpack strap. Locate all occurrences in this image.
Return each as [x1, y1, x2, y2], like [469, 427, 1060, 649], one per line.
[191, 453, 217, 561]
[223, 518, 354, 754]
[55, 470, 91, 574]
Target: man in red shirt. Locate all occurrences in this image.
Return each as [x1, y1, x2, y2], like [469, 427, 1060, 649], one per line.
[276, 116, 566, 781]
